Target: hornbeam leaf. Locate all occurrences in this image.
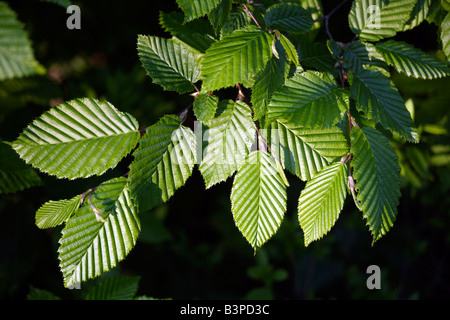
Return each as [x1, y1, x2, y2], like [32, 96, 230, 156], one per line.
[201, 26, 273, 91]
[442, 13, 450, 60]
[298, 162, 348, 246]
[176, 0, 222, 22]
[193, 92, 219, 123]
[0, 2, 45, 80]
[348, 0, 416, 42]
[199, 100, 256, 188]
[263, 120, 349, 181]
[375, 40, 450, 79]
[264, 2, 314, 33]
[84, 276, 140, 300]
[402, 0, 433, 31]
[58, 177, 141, 288]
[137, 35, 201, 93]
[231, 151, 287, 250]
[267, 70, 348, 128]
[11, 98, 140, 180]
[350, 127, 401, 243]
[35, 194, 82, 229]
[343, 41, 388, 73]
[349, 68, 419, 142]
[129, 115, 196, 213]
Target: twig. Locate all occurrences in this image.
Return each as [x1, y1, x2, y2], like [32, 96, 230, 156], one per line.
[314, 0, 349, 41]
[243, 4, 262, 29]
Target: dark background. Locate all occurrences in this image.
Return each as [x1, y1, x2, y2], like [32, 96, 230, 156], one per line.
[1, 0, 449, 300]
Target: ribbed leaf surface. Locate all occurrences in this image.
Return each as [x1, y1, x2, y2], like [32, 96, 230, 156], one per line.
[220, 6, 251, 37]
[58, 178, 141, 288]
[137, 35, 201, 94]
[199, 100, 256, 188]
[129, 115, 196, 213]
[343, 41, 388, 72]
[348, 0, 416, 41]
[376, 40, 450, 79]
[264, 120, 349, 181]
[264, 3, 314, 33]
[0, 2, 45, 80]
[298, 162, 348, 246]
[176, 0, 222, 22]
[350, 127, 401, 243]
[442, 13, 450, 60]
[35, 194, 82, 229]
[201, 26, 273, 91]
[12, 98, 140, 180]
[402, 0, 433, 31]
[85, 276, 140, 300]
[208, 0, 232, 35]
[193, 92, 219, 122]
[231, 151, 287, 250]
[268, 71, 348, 128]
[350, 68, 418, 142]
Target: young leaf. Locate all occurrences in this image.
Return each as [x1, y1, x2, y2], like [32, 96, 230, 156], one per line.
[129, 115, 196, 213]
[58, 178, 141, 288]
[137, 35, 201, 94]
[350, 127, 401, 243]
[279, 34, 299, 66]
[193, 92, 219, 122]
[267, 70, 348, 128]
[298, 161, 348, 246]
[0, 2, 45, 80]
[11, 98, 140, 180]
[349, 68, 419, 142]
[35, 194, 82, 229]
[199, 100, 256, 188]
[375, 40, 450, 79]
[176, 0, 222, 22]
[263, 120, 349, 181]
[201, 26, 273, 91]
[231, 151, 287, 250]
[348, 0, 416, 42]
[264, 2, 314, 33]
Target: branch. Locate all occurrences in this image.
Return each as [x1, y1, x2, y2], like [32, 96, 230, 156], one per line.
[243, 4, 262, 29]
[314, 0, 349, 41]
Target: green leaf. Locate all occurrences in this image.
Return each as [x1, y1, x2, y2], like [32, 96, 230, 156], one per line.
[251, 41, 290, 121]
[85, 276, 140, 300]
[193, 92, 219, 122]
[348, 0, 416, 41]
[279, 34, 299, 66]
[58, 177, 141, 288]
[208, 0, 232, 35]
[264, 3, 314, 33]
[375, 40, 450, 79]
[349, 68, 419, 142]
[35, 194, 82, 229]
[129, 115, 196, 213]
[199, 100, 256, 188]
[263, 120, 349, 181]
[402, 0, 433, 31]
[267, 70, 348, 128]
[343, 41, 388, 72]
[298, 161, 348, 246]
[220, 6, 252, 37]
[176, 0, 222, 22]
[201, 26, 273, 91]
[12, 98, 140, 180]
[297, 40, 336, 73]
[0, 140, 42, 194]
[137, 35, 201, 94]
[0, 2, 45, 80]
[442, 13, 450, 60]
[231, 151, 287, 250]
[350, 127, 401, 243]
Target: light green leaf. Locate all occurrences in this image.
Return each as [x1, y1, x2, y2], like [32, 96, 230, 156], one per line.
[0, 2, 45, 80]
[298, 162, 348, 246]
[375, 40, 450, 79]
[350, 127, 401, 243]
[349, 68, 419, 142]
[201, 26, 273, 91]
[267, 70, 348, 128]
[402, 0, 433, 31]
[58, 178, 141, 288]
[279, 34, 299, 66]
[440, 13, 450, 60]
[0, 140, 42, 194]
[35, 194, 82, 229]
[176, 0, 222, 22]
[231, 151, 287, 250]
[263, 120, 349, 181]
[85, 276, 140, 300]
[129, 115, 196, 213]
[193, 92, 219, 122]
[199, 100, 256, 188]
[137, 35, 201, 94]
[264, 2, 314, 33]
[348, 0, 416, 41]
[11, 98, 140, 180]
